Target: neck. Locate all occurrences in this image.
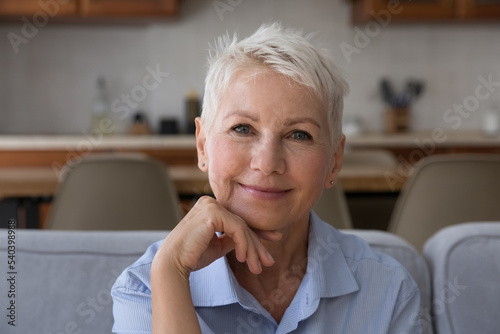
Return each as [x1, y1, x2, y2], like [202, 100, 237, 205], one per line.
[229, 216, 309, 280]
[226, 216, 310, 323]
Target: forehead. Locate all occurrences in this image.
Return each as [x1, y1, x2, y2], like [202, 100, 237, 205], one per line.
[217, 68, 326, 121]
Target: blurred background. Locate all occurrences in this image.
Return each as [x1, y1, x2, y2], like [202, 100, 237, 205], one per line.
[0, 0, 498, 135]
[1, 0, 500, 232]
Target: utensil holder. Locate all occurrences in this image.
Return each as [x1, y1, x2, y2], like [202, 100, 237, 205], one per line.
[385, 107, 410, 133]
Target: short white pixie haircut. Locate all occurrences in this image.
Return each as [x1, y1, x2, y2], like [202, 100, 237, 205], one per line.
[202, 23, 349, 150]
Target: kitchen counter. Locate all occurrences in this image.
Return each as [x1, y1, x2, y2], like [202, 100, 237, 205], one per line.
[1, 130, 499, 151]
[1, 130, 499, 197]
[347, 130, 500, 147]
[0, 135, 196, 150]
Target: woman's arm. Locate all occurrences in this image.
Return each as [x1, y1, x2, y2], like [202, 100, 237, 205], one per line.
[150, 196, 280, 334]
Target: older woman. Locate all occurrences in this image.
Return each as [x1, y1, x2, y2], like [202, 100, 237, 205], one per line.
[112, 24, 422, 333]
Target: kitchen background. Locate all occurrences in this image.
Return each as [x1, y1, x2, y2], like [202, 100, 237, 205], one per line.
[0, 0, 499, 135]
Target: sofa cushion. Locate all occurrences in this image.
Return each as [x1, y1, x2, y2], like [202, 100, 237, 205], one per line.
[423, 222, 500, 334]
[0, 229, 168, 334]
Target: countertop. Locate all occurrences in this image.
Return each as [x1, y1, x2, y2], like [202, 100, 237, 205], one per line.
[0, 135, 197, 150]
[347, 130, 500, 147]
[1, 130, 499, 151]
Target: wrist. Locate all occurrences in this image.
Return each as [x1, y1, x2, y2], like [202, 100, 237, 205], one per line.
[151, 246, 192, 282]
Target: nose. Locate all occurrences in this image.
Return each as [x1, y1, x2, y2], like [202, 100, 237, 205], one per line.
[250, 136, 286, 175]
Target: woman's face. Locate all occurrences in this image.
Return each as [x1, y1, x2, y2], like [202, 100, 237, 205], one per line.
[196, 68, 344, 232]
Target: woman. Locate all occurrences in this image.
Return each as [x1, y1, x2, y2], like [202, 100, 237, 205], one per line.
[112, 23, 422, 333]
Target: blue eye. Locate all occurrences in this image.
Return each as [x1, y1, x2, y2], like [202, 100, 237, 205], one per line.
[232, 124, 251, 134]
[291, 131, 312, 141]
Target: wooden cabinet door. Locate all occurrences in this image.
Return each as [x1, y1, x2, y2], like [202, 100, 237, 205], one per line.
[456, 0, 500, 18]
[79, 0, 178, 17]
[373, 0, 455, 20]
[352, 0, 456, 23]
[0, 0, 78, 17]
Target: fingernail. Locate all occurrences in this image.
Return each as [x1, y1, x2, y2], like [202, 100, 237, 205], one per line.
[267, 252, 275, 263]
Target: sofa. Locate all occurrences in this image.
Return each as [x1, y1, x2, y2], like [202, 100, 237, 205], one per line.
[1, 222, 498, 334]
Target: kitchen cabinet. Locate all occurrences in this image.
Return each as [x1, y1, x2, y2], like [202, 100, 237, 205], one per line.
[80, 0, 178, 17]
[0, 0, 178, 19]
[0, 0, 78, 17]
[457, 0, 500, 19]
[352, 0, 500, 23]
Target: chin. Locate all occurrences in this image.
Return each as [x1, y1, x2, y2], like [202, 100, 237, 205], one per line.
[230, 203, 299, 232]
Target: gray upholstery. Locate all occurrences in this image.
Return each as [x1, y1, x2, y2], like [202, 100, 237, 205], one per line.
[47, 153, 182, 231]
[0, 228, 433, 333]
[346, 229, 433, 334]
[0, 229, 168, 334]
[388, 154, 500, 250]
[423, 222, 500, 334]
[313, 181, 353, 229]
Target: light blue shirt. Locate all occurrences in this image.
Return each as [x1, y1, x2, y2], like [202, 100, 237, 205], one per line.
[111, 212, 422, 333]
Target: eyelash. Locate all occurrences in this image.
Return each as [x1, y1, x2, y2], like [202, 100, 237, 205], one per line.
[232, 124, 251, 134]
[291, 131, 312, 141]
[231, 124, 312, 141]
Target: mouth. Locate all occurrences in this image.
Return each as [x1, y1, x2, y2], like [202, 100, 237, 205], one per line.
[239, 183, 292, 200]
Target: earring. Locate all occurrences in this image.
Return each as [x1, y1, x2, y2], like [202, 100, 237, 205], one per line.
[202, 163, 206, 167]
[330, 180, 334, 185]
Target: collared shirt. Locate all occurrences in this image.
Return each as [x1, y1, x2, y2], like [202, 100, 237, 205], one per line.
[111, 212, 422, 333]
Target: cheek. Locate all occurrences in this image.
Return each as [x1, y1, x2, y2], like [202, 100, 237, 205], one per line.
[207, 138, 248, 190]
[293, 152, 329, 189]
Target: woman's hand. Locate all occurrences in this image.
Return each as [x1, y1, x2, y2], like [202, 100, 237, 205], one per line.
[151, 196, 281, 334]
[153, 196, 281, 278]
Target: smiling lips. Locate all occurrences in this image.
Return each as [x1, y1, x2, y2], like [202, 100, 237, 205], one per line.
[239, 183, 291, 200]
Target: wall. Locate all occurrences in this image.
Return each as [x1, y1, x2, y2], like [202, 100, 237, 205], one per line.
[0, 0, 499, 135]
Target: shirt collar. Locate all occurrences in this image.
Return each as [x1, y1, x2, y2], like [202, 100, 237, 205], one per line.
[189, 211, 359, 310]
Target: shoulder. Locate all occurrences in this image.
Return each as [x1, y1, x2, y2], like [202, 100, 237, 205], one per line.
[311, 212, 419, 298]
[111, 239, 163, 294]
[308, 213, 422, 332]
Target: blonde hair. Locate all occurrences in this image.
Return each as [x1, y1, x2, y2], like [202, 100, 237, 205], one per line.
[202, 23, 349, 149]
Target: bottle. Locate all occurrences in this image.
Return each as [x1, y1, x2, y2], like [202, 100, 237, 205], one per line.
[91, 77, 115, 135]
[185, 89, 200, 134]
[483, 101, 499, 137]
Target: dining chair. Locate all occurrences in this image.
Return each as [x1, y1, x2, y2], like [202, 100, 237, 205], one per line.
[341, 149, 398, 230]
[313, 181, 353, 229]
[46, 153, 182, 230]
[388, 154, 500, 250]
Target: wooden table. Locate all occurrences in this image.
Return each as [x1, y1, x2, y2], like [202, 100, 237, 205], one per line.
[0, 165, 404, 199]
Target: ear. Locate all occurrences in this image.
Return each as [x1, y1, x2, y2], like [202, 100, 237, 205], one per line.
[195, 117, 208, 172]
[324, 135, 346, 189]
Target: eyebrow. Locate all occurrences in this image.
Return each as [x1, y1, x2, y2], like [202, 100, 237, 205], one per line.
[224, 111, 321, 129]
[223, 110, 259, 122]
[285, 117, 321, 129]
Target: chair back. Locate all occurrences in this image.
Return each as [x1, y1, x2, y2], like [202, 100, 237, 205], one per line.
[423, 222, 500, 334]
[47, 153, 182, 230]
[388, 154, 500, 250]
[313, 181, 352, 229]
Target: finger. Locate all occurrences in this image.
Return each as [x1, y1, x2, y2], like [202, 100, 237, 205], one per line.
[217, 234, 236, 257]
[230, 227, 249, 264]
[244, 231, 262, 274]
[248, 231, 275, 268]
